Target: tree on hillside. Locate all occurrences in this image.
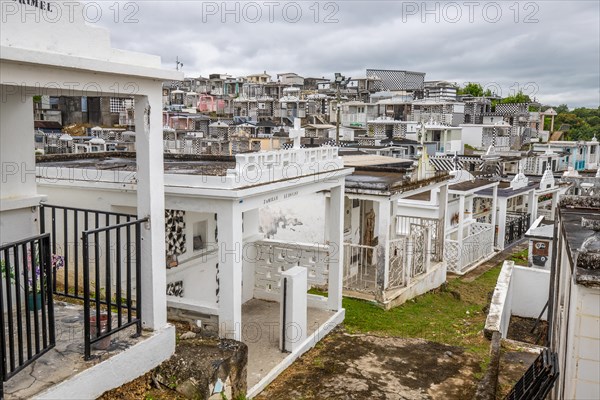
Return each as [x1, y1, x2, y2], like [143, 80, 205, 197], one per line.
[555, 104, 569, 114]
[550, 107, 600, 140]
[457, 82, 492, 97]
[500, 91, 532, 104]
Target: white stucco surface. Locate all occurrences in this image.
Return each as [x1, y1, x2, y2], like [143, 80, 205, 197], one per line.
[260, 194, 327, 244]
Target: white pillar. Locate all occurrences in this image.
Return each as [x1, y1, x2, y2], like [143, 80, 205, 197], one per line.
[0, 90, 36, 199]
[218, 202, 243, 340]
[327, 184, 344, 311]
[491, 186, 498, 246]
[550, 191, 558, 220]
[376, 199, 391, 291]
[391, 199, 398, 240]
[443, 129, 448, 153]
[243, 208, 260, 238]
[280, 266, 307, 352]
[541, 114, 546, 132]
[135, 93, 167, 330]
[496, 197, 508, 250]
[527, 191, 536, 225]
[439, 185, 449, 259]
[457, 195, 465, 243]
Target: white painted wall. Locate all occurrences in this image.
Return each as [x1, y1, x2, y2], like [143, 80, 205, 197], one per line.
[566, 285, 600, 400]
[0, 87, 41, 244]
[166, 254, 218, 309]
[260, 193, 327, 244]
[0, 90, 36, 199]
[447, 140, 463, 154]
[487, 262, 550, 339]
[0, 208, 39, 245]
[343, 197, 361, 244]
[510, 266, 549, 319]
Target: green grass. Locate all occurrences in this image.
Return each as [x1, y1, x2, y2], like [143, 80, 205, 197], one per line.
[338, 266, 502, 358]
[509, 248, 529, 265]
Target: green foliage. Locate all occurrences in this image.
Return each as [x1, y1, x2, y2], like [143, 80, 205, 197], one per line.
[219, 392, 248, 400]
[495, 91, 532, 106]
[509, 248, 529, 265]
[546, 106, 600, 140]
[1, 259, 16, 283]
[457, 82, 492, 97]
[464, 143, 477, 153]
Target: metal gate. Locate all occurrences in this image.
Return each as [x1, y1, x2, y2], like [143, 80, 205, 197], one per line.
[410, 224, 429, 277]
[39, 204, 145, 360]
[504, 348, 559, 400]
[342, 243, 378, 293]
[396, 216, 442, 262]
[505, 213, 530, 246]
[388, 238, 407, 289]
[82, 218, 146, 360]
[1, 234, 55, 398]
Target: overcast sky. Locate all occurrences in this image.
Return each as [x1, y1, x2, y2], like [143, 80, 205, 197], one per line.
[95, 1, 599, 108]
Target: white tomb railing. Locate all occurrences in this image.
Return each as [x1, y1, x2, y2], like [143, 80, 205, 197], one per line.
[222, 146, 344, 187]
[343, 243, 378, 293]
[445, 223, 494, 274]
[252, 239, 330, 300]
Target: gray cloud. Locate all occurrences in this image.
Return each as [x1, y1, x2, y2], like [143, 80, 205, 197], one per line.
[95, 0, 599, 108]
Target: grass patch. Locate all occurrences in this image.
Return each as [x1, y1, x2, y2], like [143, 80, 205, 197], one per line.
[341, 265, 502, 359]
[508, 248, 528, 265]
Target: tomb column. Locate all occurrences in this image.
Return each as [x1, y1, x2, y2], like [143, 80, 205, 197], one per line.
[218, 202, 243, 340]
[135, 93, 168, 330]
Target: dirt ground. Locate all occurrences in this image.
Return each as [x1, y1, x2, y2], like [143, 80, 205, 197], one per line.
[496, 342, 541, 399]
[255, 329, 482, 400]
[507, 316, 548, 346]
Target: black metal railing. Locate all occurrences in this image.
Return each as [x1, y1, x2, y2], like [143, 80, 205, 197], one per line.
[504, 348, 559, 400]
[82, 217, 147, 360]
[39, 204, 136, 300]
[1, 234, 55, 397]
[505, 212, 531, 246]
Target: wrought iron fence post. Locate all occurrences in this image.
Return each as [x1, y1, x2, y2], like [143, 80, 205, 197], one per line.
[1, 234, 56, 388]
[135, 223, 142, 337]
[82, 233, 91, 361]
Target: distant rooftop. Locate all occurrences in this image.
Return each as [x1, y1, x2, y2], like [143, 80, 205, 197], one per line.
[448, 179, 498, 193]
[36, 147, 350, 192]
[342, 155, 413, 167]
[558, 195, 600, 287]
[37, 152, 236, 176]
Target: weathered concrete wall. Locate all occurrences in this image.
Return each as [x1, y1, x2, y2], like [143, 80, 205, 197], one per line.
[260, 193, 327, 244]
[37, 325, 176, 400]
[485, 262, 549, 339]
[383, 262, 447, 309]
[485, 261, 514, 339]
[154, 335, 248, 400]
[474, 331, 501, 400]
